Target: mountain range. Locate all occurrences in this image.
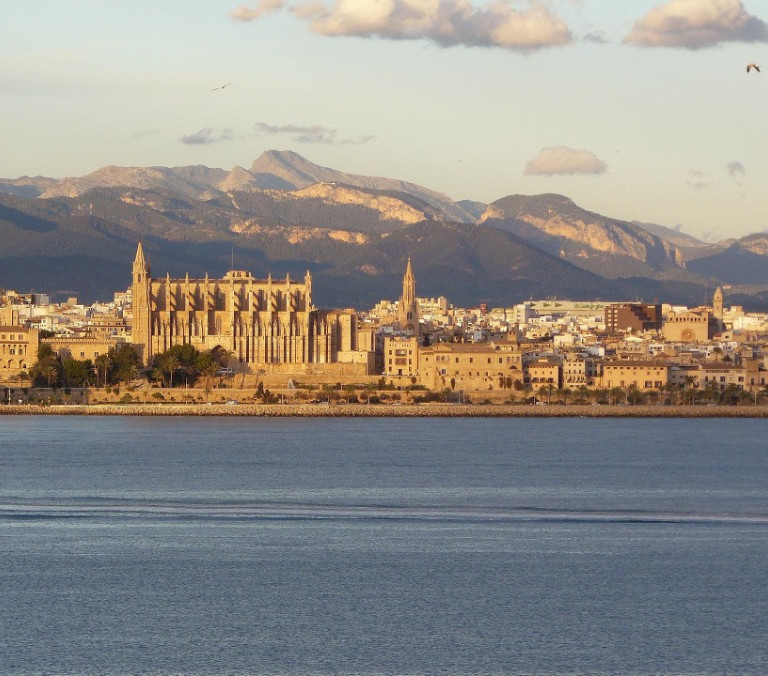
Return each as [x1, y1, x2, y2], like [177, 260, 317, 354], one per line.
[1, 150, 767, 310]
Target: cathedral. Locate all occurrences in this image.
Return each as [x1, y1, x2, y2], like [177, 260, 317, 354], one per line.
[130, 243, 372, 370]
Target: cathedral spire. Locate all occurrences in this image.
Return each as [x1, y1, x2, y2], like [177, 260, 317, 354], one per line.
[132, 241, 150, 282]
[398, 257, 419, 336]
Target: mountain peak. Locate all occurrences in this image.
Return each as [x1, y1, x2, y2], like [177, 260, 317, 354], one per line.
[249, 150, 475, 223]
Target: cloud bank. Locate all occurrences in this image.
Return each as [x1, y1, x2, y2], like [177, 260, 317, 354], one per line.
[231, 0, 284, 21]
[180, 128, 234, 145]
[524, 146, 607, 176]
[254, 122, 373, 144]
[235, 0, 573, 51]
[727, 161, 745, 176]
[624, 0, 768, 49]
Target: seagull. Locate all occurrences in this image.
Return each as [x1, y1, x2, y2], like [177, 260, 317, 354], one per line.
[212, 81, 232, 91]
[747, 63, 761, 73]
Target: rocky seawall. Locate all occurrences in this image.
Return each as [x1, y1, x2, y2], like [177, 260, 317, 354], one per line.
[3, 403, 768, 417]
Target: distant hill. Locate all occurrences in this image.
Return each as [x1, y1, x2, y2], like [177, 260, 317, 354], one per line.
[31, 150, 476, 225]
[483, 194, 685, 278]
[685, 235, 768, 286]
[632, 221, 708, 250]
[1, 151, 768, 309]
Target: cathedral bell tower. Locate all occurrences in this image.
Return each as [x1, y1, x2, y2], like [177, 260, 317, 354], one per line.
[713, 286, 724, 333]
[397, 257, 419, 336]
[132, 242, 152, 364]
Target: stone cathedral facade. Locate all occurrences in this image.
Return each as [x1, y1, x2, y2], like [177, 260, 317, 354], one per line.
[130, 243, 374, 372]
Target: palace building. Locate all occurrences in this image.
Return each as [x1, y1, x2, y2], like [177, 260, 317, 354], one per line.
[130, 243, 374, 372]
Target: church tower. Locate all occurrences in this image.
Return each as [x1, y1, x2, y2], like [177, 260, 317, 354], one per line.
[713, 286, 724, 332]
[131, 242, 152, 364]
[713, 286, 723, 322]
[397, 257, 419, 336]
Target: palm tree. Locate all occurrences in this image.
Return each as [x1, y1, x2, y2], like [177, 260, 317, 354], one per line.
[159, 354, 180, 388]
[42, 364, 57, 388]
[684, 376, 697, 405]
[576, 384, 591, 404]
[94, 354, 111, 387]
[201, 361, 218, 400]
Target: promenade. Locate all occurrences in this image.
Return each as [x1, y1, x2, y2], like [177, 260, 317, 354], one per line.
[3, 403, 768, 417]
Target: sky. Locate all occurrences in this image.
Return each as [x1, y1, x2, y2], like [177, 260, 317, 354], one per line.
[3, 0, 768, 242]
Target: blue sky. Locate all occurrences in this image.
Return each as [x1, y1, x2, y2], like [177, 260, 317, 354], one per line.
[3, 0, 768, 241]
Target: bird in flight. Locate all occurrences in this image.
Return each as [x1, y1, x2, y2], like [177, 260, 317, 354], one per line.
[212, 82, 232, 91]
[747, 63, 760, 73]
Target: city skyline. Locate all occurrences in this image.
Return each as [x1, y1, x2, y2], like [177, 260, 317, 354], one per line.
[4, 0, 768, 241]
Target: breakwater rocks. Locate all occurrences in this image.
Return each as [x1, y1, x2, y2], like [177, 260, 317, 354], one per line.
[3, 403, 768, 417]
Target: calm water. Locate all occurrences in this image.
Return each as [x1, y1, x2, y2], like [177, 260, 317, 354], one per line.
[1, 416, 767, 674]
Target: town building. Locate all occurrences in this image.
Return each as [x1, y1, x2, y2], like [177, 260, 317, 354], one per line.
[600, 361, 669, 391]
[0, 323, 38, 381]
[416, 342, 523, 392]
[605, 303, 662, 333]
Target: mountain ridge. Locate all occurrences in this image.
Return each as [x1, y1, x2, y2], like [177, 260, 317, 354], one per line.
[1, 151, 767, 308]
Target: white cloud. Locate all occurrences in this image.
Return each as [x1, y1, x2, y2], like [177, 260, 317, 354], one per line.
[239, 0, 573, 51]
[231, 0, 284, 21]
[523, 145, 607, 176]
[624, 0, 768, 49]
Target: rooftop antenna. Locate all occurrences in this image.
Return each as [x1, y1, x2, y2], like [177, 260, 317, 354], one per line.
[231, 245, 234, 272]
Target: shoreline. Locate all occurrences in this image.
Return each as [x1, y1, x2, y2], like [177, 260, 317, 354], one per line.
[2, 403, 768, 417]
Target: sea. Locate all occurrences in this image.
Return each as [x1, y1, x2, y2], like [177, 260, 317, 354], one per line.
[1, 415, 767, 675]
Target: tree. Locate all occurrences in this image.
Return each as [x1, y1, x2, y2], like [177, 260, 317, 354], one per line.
[626, 385, 644, 406]
[152, 345, 210, 388]
[662, 382, 679, 405]
[684, 376, 697, 405]
[609, 386, 625, 405]
[17, 370, 30, 389]
[721, 384, 742, 406]
[155, 352, 180, 388]
[61, 358, 94, 387]
[94, 354, 111, 387]
[109, 344, 142, 385]
[30, 344, 61, 388]
[197, 353, 218, 398]
[41, 364, 58, 388]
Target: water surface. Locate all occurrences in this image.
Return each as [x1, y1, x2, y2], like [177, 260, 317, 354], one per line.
[1, 417, 767, 673]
